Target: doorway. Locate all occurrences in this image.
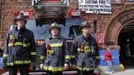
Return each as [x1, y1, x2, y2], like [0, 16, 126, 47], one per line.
[118, 25, 134, 68]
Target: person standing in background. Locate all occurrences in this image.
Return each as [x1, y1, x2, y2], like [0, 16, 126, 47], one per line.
[105, 43, 113, 74]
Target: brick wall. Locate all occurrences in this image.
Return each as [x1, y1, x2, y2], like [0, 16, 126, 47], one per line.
[0, 0, 134, 43]
[0, 0, 2, 28]
[0, 1, 31, 35]
[69, 0, 134, 43]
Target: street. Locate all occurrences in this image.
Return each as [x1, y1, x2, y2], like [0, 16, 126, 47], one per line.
[101, 69, 134, 75]
[112, 69, 134, 75]
[2, 69, 134, 75]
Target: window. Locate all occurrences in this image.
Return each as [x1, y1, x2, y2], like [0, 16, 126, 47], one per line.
[128, 0, 134, 2]
[111, 0, 121, 4]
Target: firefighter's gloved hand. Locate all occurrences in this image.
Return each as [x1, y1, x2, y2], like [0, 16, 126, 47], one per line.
[40, 64, 43, 69]
[64, 63, 69, 70]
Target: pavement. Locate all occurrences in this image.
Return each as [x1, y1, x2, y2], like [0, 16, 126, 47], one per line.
[101, 69, 134, 75]
[2, 69, 134, 75]
[1, 66, 134, 75]
[99, 65, 134, 75]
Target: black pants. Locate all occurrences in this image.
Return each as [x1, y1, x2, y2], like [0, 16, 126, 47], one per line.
[77, 70, 94, 75]
[9, 64, 30, 75]
[46, 71, 63, 75]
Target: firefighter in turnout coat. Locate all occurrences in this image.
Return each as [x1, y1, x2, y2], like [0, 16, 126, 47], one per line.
[40, 22, 70, 75]
[71, 21, 100, 75]
[3, 15, 36, 75]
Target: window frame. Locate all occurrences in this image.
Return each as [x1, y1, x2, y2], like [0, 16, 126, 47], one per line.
[128, 0, 134, 2]
[111, 0, 122, 4]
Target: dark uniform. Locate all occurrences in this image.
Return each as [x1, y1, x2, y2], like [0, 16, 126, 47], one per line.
[3, 16, 36, 75]
[71, 22, 100, 75]
[40, 22, 70, 75]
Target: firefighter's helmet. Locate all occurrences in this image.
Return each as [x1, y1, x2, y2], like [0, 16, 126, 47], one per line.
[80, 21, 91, 30]
[49, 22, 61, 33]
[14, 15, 27, 25]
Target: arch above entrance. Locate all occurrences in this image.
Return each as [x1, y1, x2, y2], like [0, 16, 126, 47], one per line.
[105, 9, 134, 44]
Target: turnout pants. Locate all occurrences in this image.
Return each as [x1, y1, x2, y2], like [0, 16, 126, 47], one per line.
[9, 64, 30, 75]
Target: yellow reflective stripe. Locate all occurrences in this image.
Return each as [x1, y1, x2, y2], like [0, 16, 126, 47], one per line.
[8, 43, 14, 46]
[84, 46, 91, 52]
[77, 47, 91, 52]
[15, 42, 30, 47]
[3, 53, 8, 57]
[40, 55, 45, 60]
[14, 60, 31, 64]
[14, 61, 23, 64]
[70, 55, 75, 58]
[23, 43, 30, 47]
[47, 50, 55, 54]
[65, 55, 75, 59]
[7, 60, 31, 66]
[16, 42, 23, 45]
[31, 52, 36, 55]
[50, 43, 63, 47]
[92, 68, 97, 70]
[9, 35, 14, 39]
[96, 56, 100, 59]
[77, 66, 95, 71]
[8, 42, 30, 47]
[77, 48, 80, 51]
[65, 55, 71, 60]
[24, 60, 31, 64]
[7, 63, 14, 66]
[43, 66, 64, 72]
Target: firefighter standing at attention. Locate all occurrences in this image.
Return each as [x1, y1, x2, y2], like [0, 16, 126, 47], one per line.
[40, 22, 70, 75]
[3, 15, 36, 75]
[71, 21, 100, 75]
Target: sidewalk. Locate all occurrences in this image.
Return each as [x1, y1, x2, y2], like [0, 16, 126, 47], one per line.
[111, 69, 134, 75]
[99, 66, 134, 75]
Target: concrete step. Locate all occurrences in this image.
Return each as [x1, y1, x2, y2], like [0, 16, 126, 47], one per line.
[2, 71, 77, 75]
[99, 65, 125, 74]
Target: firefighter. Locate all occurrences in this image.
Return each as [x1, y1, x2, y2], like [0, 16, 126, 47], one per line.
[3, 15, 36, 75]
[40, 22, 70, 75]
[71, 21, 100, 75]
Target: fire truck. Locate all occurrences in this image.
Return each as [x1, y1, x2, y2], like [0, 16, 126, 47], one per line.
[0, 0, 101, 75]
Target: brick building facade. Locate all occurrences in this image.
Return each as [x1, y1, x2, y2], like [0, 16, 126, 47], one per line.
[0, 0, 3, 28]
[0, 0, 134, 67]
[0, 0, 134, 44]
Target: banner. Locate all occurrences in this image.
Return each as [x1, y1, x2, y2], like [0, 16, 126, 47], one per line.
[78, 0, 112, 14]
